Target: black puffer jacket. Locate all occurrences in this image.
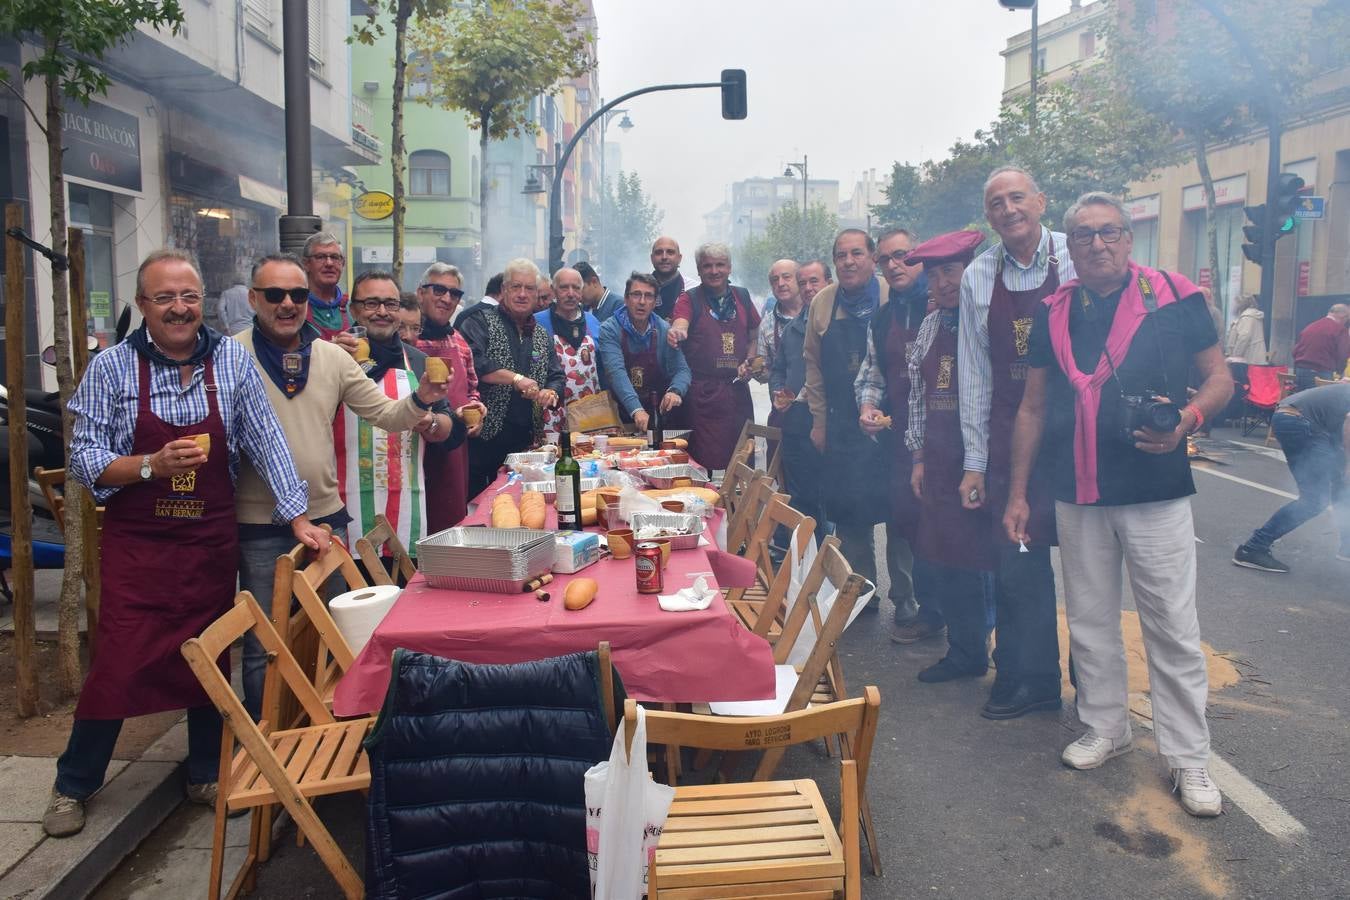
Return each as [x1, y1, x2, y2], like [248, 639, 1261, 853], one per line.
[364, 648, 620, 899]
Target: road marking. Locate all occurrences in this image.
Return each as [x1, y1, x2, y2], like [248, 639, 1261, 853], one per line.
[1192, 464, 1297, 500]
[1131, 696, 1308, 841]
[1226, 439, 1286, 462]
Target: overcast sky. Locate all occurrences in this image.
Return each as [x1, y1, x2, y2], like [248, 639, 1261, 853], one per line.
[591, 0, 1081, 247]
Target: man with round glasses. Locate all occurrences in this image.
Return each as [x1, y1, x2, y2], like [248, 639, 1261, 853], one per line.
[45, 249, 326, 838]
[414, 262, 485, 528]
[234, 252, 448, 719]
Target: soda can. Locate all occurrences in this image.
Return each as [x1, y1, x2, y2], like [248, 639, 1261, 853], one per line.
[635, 542, 663, 594]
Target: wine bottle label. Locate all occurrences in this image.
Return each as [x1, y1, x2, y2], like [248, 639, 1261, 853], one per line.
[557, 475, 577, 512]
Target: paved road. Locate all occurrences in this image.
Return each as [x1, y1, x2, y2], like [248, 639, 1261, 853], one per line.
[96, 425, 1349, 899]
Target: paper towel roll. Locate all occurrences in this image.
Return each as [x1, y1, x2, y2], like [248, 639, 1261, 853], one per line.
[328, 585, 401, 655]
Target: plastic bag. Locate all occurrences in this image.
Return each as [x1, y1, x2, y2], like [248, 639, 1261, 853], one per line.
[584, 706, 675, 899]
[617, 485, 662, 526]
[785, 531, 875, 667]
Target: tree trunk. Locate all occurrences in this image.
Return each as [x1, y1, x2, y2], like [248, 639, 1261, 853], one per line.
[390, 0, 412, 288]
[479, 114, 490, 282]
[1195, 138, 1224, 315]
[45, 60, 86, 697]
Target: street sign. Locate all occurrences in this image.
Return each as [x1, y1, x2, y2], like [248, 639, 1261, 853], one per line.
[1293, 196, 1325, 220]
[354, 190, 395, 220]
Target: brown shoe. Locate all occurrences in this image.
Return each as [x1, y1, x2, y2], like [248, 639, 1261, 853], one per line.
[186, 782, 247, 817]
[42, 788, 86, 838]
[889, 619, 945, 644]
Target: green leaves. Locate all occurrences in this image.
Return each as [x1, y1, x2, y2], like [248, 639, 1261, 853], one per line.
[734, 204, 838, 288]
[600, 171, 664, 277]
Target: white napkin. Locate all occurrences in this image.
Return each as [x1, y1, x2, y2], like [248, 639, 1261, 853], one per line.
[658, 576, 716, 612]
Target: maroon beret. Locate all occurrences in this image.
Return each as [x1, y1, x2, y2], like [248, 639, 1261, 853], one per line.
[905, 230, 985, 267]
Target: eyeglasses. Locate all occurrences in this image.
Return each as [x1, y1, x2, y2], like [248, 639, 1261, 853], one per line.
[421, 283, 465, 299]
[1069, 225, 1129, 246]
[353, 297, 402, 312]
[252, 286, 310, 304]
[307, 252, 345, 263]
[626, 291, 658, 301]
[875, 250, 914, 266]
[143, 291, 203, 306]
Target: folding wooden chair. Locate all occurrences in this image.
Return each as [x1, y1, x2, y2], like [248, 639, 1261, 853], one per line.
[718, 460, 756, 518]
[734, 419, 785, 486]
[724, 471, 782, 558]
[355, 513, 417, 587]
[629, 687, 880, 900]
[33, 466, 103, 649]
[182, 591, 372, 900]
[725, 498, 817, 640]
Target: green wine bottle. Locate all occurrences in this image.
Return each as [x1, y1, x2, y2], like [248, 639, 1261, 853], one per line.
[556, 430, 583, 531]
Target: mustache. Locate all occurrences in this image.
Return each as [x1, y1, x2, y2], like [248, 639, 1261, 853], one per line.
[163, 313, 198, 325]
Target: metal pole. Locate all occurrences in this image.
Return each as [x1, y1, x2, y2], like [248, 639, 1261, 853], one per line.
[1029, 1, 1039, 133]
[279, 0, 321, 254]
[599, 111, 607, 276]
[1260, 117, 1284, 358]
[801, 155, 808, 257]
[549, 78, 735, 273]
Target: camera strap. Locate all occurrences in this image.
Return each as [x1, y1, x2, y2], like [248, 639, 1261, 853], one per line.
[1078, 272, 1176, 401]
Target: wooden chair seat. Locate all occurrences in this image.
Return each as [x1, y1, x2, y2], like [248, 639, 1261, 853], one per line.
[654, 779, 845, 899]
[226, 718, 372, 810]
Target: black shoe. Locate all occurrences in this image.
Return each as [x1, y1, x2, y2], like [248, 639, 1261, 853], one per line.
[986, 677, 1018, 706]
[917, 659, 987, 684]
[1233, 544, 1289, 573]
[981, 684, 1063, 720]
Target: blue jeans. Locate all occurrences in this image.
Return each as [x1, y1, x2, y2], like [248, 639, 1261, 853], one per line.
[237, 526, 348, 720]
[56, 706, 222, 799]
[1247, 413, 1350, 552]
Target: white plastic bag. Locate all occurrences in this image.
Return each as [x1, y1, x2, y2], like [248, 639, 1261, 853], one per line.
[584, 706, 675, 899]
[785, 531, 875, 667]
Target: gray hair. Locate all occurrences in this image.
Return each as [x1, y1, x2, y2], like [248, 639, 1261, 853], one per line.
[250, 252, 305, 283]
[419, 262, 461, 284]
[553, 266, 582, 288]
[1234, 293, 1259, 313]
[137, 248, 203, 296]
[501, 257, 541, 285]
[1062, 191, 1133, 233]
[876, 227, 920, 247]
[302, 231, 344, 257]
[983, 165, 1042, 195]
[694, 242, 732, 266]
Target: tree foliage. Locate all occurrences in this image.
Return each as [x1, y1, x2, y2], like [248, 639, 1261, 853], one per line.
[598, 171, 663, 282]
[735, 204, 838, 294]
[410, 0, 595, 267]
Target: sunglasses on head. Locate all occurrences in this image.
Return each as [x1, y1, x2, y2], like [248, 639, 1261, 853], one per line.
[252, 286, 311, 304]
[422, 283, 464, 299]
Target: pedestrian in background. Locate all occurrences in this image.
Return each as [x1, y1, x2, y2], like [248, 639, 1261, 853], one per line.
[1292, 304, 1350, 390]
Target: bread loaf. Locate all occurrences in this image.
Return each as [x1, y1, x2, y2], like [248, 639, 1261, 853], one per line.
[564, 578, 598, 610]
[519, 492, 546, 529]
[490, 495, 520, 528]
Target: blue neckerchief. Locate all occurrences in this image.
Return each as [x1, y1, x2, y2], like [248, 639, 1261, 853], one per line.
[253, 321, 320, 397]
[897, 272, 930, 330]
[706, 288, 737, 322]
[838, 278, 880, 321]
[127, 321, 221, 368]
[614, 307, 655, 351]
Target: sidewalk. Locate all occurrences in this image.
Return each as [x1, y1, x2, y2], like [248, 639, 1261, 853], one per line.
[0, 569, 193, 900]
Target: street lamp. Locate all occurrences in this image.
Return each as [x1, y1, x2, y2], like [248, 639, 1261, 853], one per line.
[784, 155, 808, 256]
[598, 101, 634, 276]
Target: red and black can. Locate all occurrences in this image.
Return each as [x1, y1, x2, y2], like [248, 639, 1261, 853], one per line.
[635, 542, 663, 594]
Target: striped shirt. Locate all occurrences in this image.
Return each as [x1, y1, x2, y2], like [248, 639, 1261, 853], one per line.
[853, 324, 887, 412]
[957, 226, 1076, 471]
[904, 309, 948, 452]
[69, 337, 308, 523]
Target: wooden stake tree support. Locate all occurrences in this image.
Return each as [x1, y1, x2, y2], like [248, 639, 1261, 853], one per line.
[66, 229, 100, 656]
[6, 202, 38, 717]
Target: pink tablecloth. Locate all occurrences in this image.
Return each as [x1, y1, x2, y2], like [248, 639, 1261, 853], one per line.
[332, 477, 775, 717]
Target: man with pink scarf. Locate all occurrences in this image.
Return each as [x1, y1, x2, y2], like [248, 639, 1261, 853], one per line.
[1003, 192, 1233, 818]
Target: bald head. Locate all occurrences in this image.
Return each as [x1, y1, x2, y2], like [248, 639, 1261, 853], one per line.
[651, 236, 682, 279]
[1328, 303, 1350, 325]
[768, 259, 801, 309]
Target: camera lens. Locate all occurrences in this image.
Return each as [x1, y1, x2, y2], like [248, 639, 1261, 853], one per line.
[1145, 401, 1182, 433]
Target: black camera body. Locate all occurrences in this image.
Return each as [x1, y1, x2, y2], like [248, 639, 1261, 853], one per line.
[1120, 393, 1182, 442]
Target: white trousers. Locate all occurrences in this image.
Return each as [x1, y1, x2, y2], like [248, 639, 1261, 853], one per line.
[1055, 498, 1211, 768]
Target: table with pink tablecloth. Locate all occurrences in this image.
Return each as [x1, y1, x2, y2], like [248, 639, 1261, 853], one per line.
[332, 476, 775, 717]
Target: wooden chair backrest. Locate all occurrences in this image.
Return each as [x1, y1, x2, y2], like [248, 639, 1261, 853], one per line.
[740, 499, 818, 639]
[726, 474, 782, 556]
[773, 537, 865, 713]
[355, 514, 417, 587]
[735, 420, 784, 486]
[33, 466, 104, 536]
[722, 434, 755, 482]
[718, 460, 756, 517]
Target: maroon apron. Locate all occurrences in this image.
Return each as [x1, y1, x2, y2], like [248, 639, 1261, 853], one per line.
[916, 313, 994, 571]
[416, 333, 471, 531]
[75, 355, 237, 719]
[619, 328, 685, 428]
[882, 307, 921, 541]
[985, 241, 1060, 546]
[682, 292, 756, 469]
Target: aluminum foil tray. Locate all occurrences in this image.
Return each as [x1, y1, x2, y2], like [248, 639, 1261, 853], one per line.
[628, 512, 705, 550]
[638, 464, 710, 490]
[417, 527, 556, 592]
[504, 450, 556, 469]
[521, 477, 601, 501]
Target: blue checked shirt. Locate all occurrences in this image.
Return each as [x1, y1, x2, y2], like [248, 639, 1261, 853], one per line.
[957, 227, 1076, 472]
[69, 337, 309, 524]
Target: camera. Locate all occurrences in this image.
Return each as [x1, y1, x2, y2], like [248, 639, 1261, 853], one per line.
[1120, 393, 1182, 441]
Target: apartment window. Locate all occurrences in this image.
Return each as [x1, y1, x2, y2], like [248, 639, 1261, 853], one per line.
[307, 3, 324, 75]
[1037, 48, 1048, 74]
[492, 163, 512, 210]
[244, 0, 273, 38]
[1079, 31, 1095, 58]
[410, 150, 451, 196]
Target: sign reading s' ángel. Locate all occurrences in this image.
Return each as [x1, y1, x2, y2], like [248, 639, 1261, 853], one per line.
[61, 100, 141, 192]
[354, 191, 396, 220]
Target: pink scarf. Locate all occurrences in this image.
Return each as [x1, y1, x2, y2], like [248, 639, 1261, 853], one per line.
[1044, 264, 1198, 504]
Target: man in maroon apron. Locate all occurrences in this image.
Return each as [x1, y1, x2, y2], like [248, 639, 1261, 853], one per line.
[957, 166, 1076, 719]
[598, 273, 692, 431]
[45, 249, 326, 838]
[901, 231, 997, 684]
[415, 262, 486, 530]
[668, 243, 760, 470]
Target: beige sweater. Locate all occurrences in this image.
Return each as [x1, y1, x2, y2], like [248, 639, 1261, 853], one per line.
[234, 331, 426, 525]
[801, 277, 892, 429]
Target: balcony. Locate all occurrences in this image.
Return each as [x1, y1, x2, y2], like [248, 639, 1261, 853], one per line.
[351, 96, 383, 163]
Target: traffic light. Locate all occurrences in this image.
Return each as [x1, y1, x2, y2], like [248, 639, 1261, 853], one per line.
[1272, 172, 1305, 237]
[720, 69, 747, 120]
[1241, 173, 1306, 265]
[998, 0, 1037, 7]
[1241, 204, 1266, 264]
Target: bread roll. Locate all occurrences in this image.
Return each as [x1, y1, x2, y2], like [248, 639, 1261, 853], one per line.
[491, 495, 520, 528]
[564, 578, 598, 611]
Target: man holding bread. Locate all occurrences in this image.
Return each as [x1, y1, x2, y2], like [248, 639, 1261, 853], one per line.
[234, 253, 449, 719]
[336, 271, 466, 552]
[45, 249, 326, 838]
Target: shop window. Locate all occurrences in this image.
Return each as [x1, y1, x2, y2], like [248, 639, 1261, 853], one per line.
[1132, 218, 1159, 268]
[410, 150, 450, 196]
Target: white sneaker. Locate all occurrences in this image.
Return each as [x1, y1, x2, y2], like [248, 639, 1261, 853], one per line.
[1172, 767, 1223, 817]
[1061, 730, 1133, 770]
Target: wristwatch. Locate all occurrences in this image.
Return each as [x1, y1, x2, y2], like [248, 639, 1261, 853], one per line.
[139, 454, 153, 481]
